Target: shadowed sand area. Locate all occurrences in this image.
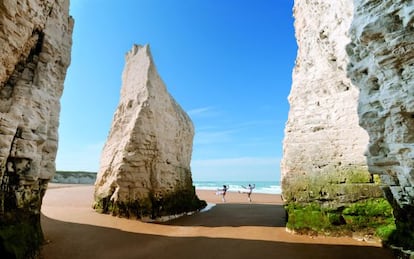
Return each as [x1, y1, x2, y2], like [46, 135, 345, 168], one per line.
[41, 184, 394, 259]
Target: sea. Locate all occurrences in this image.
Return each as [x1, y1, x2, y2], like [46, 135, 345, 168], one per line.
[193, 181, 281, 194]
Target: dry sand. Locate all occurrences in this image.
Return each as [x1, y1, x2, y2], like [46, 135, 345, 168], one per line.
[41, 184, 394, 259]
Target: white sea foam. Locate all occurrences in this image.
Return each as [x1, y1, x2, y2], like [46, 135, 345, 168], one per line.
[200, 203, 216, 212]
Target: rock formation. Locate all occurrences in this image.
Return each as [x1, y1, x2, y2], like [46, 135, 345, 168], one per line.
[94, 44, 205, 220]
[52, 171, 96, 184]
[282, 0, 390, 235]
[347, 0, 414, 253]
[0, 0, 73, 257]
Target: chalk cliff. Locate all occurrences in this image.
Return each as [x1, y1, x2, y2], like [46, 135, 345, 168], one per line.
[347, 0, 414, 252]
[94, 44, 205, 220]
[282, 0, 381, 204]
[282, 0, 389, 235]
[0, 0, 73, 257]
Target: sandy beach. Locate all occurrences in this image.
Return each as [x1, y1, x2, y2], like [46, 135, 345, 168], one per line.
[40, 184, 394, 259]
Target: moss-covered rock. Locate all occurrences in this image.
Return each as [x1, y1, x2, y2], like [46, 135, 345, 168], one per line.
[285, 198, 396, 241]
[282, 167, 382, 204]
[0, 177, 48, 259]
[381, 187, 414, 252]
[94, 187, 206, 220]
[0, 210, 43, 259]
[282, 167, 390, 238]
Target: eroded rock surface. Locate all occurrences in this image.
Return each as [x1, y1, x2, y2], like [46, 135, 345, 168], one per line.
[347, 0, 414, 252]
[0, 0, 73, 257]
[282, 0, 381, 205]
[94, 44, 205, 220]
[282, 0, 388, 234]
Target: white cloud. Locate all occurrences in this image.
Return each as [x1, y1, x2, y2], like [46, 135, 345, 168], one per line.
[187, 106, 219, 117]
[194, 129, 235, 145]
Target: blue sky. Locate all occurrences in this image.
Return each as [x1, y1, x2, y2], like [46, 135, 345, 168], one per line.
[56, 0, 296, 181]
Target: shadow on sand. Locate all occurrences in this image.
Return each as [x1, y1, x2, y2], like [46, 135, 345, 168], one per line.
[41, 212, 394, 259]
[162, 203, 287, 227]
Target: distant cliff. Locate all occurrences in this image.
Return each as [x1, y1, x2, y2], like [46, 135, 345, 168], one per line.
[52, 171, 97, 184]
[0, 0, 73, 257]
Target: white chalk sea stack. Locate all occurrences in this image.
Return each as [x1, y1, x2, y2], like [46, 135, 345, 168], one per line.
[94, 44, 205, 220]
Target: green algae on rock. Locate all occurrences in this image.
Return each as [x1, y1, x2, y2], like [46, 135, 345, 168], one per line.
[282, 168, 383, 203]
[285, 198, 395, 241]
[0, 213, 43, 259]
[94, 187, 206, 220]
[282, 167, 391, 239]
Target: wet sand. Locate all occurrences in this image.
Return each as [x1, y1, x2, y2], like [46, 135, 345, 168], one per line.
[40, 184, 394, 259]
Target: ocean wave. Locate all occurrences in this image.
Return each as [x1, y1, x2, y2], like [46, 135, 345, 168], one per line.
[194, 181, 281, 194]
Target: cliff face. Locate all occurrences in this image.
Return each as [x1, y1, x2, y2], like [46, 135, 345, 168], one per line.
[282, 0, 380, 204]
[282, 0, 390, 235]
[347, 0, 414, 251]
[0, 0, 73, 257]
[94, 45, 205, 220]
